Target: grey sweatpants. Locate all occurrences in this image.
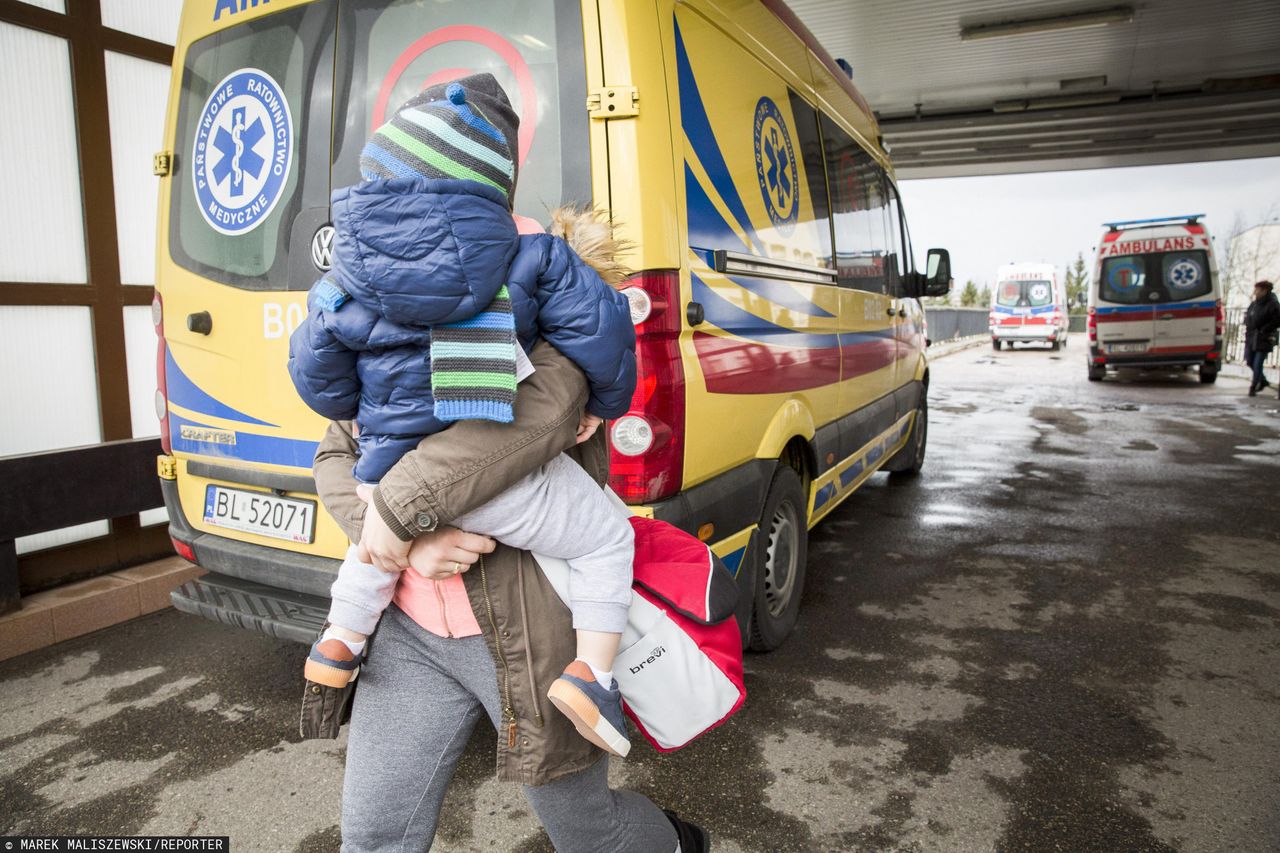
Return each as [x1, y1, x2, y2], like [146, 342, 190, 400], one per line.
[341, 604, 678, 852]
[328, 453, 635, 636]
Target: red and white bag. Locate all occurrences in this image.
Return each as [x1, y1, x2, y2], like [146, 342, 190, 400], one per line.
[534, 511, 746, 752]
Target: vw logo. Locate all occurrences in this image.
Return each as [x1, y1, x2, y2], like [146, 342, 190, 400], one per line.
[311, 224, 334, 271]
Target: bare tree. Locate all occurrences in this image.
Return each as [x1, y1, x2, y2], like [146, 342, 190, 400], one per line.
[1221, 204, 1280, 309]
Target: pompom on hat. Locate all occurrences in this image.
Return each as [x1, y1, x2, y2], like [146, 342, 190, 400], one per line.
[359, 74, 520, 204]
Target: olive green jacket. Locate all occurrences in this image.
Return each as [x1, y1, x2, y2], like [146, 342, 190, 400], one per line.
[312, 341, 607, 785]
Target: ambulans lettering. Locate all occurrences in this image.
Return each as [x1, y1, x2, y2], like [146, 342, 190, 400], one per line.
[1102, 236, 1196, 257]
[214, 0, 271, 21]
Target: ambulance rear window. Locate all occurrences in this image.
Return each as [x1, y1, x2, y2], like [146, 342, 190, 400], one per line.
[1100, 251, 1211, 304]
[169, 2, 336, 291]
[331, 0, 590, 225]
[997, 280, 1052, 307]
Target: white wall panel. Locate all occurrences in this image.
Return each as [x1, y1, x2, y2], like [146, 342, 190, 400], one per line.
[101, 0, 181, 46]
[0, 23, 86, 283]
[123, 304, 160, 438]
[106, 52, 169, 285]
[15, 0, 65, 13]
[16, 522, 110, 556]
[1, 306, 105, 554]
[0, 306, 102, 456]
[140, 507, 170, 527]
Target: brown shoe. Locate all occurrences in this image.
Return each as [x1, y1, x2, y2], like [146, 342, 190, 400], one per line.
[299, 632, 361, 740]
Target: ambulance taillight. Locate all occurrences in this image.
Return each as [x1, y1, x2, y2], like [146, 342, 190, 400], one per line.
[1087, 306, 1097, 344]
[610, 271, 685, 504]
[1215, 299, 1224, 337]
[152, 292, 171, 455]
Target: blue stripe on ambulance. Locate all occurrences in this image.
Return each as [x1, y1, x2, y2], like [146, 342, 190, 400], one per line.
[169, 413, 318, 469]
[720, 546, 746, 578]
[675, 20, 768, 257]
[166, 350, 276, 428]
[693, 274, 891, 348]
[839, 459, 865, 488]
[1095, 299, 1215, 315]
[992, 304, 1056, 315]
[814, 482, 836, 510]
[685, 166, 834, 318]
[726, 271, 836, 318]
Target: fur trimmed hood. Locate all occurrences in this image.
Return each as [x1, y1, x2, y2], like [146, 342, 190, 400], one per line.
[547, 206, 632, 289]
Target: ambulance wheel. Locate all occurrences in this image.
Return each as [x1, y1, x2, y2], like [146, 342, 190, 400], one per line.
[1199, 366, 1218, 384]
[1050, 340, 1061, 351]
[885, 394, 927, 477]
[1088, 364, 1106, 382]
[748, 466, 808, 652]
[992, 339, 1001, 351]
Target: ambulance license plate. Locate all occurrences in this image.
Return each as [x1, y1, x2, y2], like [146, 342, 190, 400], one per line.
[203, 486, 316, 544]
[1108, 343, 1148, 354]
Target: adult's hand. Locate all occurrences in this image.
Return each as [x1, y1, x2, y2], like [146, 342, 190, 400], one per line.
[356, 503, 413, 573]
[406, 526, 497, 580]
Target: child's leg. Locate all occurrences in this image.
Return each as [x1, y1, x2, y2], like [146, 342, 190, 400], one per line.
[451, 453, 634, 670]
[327, 543, 400, 638]
[306, 544, 401, 688]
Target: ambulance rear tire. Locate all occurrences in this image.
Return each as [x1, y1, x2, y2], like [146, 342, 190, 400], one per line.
[1088, 364, 1106, 382]
[992, 339, 1001, 351]
[1199, 366, 1218, 384]
[1050, 340, 1061, 352]
[885, 394, 927, 477]
[748, 465, 808, 652]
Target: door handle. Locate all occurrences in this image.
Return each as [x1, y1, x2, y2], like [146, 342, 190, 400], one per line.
[885, 306, 897, 317]
[187, 311, 213, 335]
[1159, 313, 1175, 320]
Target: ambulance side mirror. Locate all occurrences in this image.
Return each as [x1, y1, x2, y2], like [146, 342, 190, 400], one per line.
[924, 249, 952, 297]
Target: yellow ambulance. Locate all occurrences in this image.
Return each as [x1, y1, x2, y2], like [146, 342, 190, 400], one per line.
[155, 0, 951, 651]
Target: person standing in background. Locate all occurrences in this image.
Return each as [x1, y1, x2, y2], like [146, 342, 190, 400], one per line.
[1243, 280, 1280, 397]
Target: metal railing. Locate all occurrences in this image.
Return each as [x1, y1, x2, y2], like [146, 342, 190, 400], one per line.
[1223, 307, 1280, 367]
[924, 307, 990, 343]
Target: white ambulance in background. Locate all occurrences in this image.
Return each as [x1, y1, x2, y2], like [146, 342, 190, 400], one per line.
[1087, 214, 1222, 383]
[990, 263, 1068, 351]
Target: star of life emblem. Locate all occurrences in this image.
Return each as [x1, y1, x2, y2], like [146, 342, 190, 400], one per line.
[192, 68, 293, 236]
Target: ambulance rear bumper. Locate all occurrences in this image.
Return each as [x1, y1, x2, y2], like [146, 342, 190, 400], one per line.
[161, 475, 340, 600]
[992, 325, 1057, 341]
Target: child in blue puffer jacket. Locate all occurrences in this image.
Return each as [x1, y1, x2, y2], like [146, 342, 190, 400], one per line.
[288, 74, 638, 756]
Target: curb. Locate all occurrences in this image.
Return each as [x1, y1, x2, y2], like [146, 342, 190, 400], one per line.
[0, 557, 205, 663]
[927, 336, 988, 359]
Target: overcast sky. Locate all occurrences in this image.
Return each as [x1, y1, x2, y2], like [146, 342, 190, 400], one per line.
[898, 156, 1280, 291]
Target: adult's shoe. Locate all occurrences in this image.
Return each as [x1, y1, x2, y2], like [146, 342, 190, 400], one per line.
[664, 810, 710, 853]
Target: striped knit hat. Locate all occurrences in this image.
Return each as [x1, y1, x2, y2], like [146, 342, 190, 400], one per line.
[360, 80, 516, 202]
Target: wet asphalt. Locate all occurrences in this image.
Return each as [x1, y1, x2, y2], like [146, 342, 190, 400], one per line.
[3, 340, 1279, 852]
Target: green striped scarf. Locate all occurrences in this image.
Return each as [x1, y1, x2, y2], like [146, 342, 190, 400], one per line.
[431, 285, 517, 423]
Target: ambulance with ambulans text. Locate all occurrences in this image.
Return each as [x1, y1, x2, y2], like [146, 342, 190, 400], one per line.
[153, 0, 951, 654]
[990, 263, 1067, 351]
[1086, 215, 1222, 383]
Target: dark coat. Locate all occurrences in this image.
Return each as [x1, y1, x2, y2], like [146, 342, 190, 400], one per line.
[288, 178, 636, 482]
[1244, 291, 1280, 355]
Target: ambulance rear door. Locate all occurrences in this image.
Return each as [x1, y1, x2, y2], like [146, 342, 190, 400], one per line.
[1150, 249, 1216, 355]
[1095, 252, 1155, 356]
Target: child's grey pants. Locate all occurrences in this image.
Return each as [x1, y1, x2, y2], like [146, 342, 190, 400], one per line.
[340, 604, 678, 852]
[328, 453, 634, 636]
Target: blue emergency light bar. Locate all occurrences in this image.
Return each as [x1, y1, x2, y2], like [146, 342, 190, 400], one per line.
[1103, 214, 1204, 231]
